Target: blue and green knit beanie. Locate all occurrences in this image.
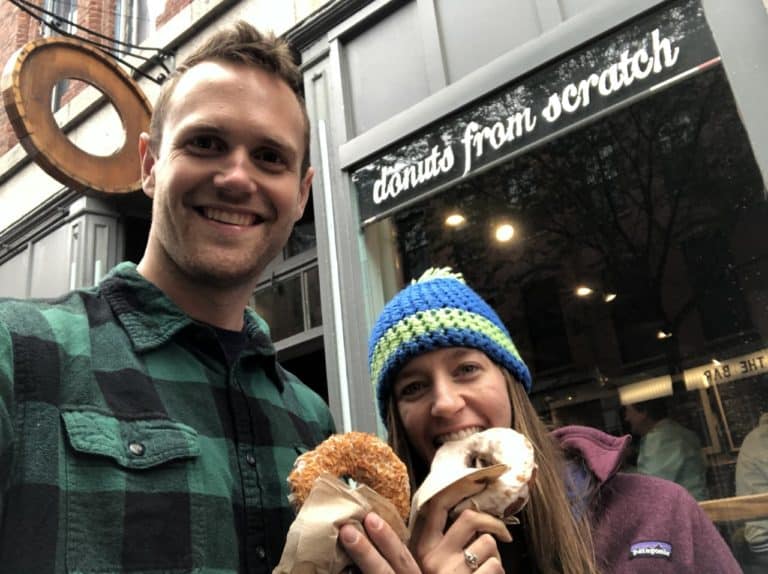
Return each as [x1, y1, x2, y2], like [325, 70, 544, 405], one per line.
[368, 267, 532, 425]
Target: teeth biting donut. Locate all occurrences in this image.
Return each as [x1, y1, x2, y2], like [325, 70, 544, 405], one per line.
[288, 431, 411, 522]
[413, 428, 536, 525]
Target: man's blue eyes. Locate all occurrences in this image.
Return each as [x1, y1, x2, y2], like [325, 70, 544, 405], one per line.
[186, 139, 284, 164]
[188, 136, 222, 150]
[255, 150, 283, 164]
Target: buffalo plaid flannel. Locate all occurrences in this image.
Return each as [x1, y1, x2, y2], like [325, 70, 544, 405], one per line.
[0, 262, 335, 573]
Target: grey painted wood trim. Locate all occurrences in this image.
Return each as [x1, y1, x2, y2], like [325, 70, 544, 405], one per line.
[327, 0, 408, 41]
[338, 0, 669, 169]
[417, 0, 447, 92]
[534, 0, 565, 31]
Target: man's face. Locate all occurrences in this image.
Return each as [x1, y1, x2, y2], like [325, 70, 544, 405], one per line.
[139, 60, 313, 289]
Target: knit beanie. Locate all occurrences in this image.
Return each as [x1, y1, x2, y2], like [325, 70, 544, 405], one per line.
[368, 267, 532, 425]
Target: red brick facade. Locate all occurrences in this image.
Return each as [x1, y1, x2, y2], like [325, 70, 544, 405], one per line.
[0, 1, 172, 157]
[0, 1, 39, 154]
[156, 0, 193, 28]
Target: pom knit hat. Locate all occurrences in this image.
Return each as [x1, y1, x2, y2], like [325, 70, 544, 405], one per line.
[368, 267, 532, 425]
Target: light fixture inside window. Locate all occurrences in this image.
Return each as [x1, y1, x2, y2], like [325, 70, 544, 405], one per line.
[603, 292, 617, 302]
[575, 286, 593, 297]
[495, 223, 515, 242]
[656, 330, 672, 339]
[445, 213, 465, 227]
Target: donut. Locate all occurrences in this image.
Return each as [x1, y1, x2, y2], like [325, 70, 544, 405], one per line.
[421, 428, 536, 523]
[288, 431, 411, 522]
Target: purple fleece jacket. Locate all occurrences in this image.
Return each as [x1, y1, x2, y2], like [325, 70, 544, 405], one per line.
[553, 425, 742, 574]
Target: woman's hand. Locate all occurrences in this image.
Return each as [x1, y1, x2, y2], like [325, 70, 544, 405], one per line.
[340, 513, 421, 574]
[410, 484, 511, 574]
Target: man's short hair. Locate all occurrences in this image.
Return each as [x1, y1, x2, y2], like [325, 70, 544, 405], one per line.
[148, 21, 310, 174]
[633, 397, 669, 421]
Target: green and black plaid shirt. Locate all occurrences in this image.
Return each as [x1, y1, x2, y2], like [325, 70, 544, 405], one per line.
[0, 262, 335, 573]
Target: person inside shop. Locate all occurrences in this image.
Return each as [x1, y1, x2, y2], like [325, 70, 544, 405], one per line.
[0, 22, 336, 574]
[340, 267, 740, 573]
[623, 398, 709, 500]
[735, 412, 768, 573]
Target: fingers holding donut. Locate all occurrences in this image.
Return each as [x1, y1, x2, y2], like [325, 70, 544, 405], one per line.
[419, 531, 505, 574]
[411, 506, 511, 574]
[340, 513, 421, 574]
[462, 537, 505, 574]
[411, 482, 512, 558]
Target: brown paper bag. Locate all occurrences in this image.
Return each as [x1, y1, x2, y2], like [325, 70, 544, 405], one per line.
[274, 473, 409, 574]
[408, 464, 508, 529]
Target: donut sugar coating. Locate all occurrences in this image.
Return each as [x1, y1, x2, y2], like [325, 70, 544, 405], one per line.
[288, 431, 411, 522]
[432, 428, 536, 522]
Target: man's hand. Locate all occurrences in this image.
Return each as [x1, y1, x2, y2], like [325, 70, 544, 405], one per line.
[340, 513, 421, 574]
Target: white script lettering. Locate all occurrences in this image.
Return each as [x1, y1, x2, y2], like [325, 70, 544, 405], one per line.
[372, 145, 455, 205]
[542, 28, 680, 123]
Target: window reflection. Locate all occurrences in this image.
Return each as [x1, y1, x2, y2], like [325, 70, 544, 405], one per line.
[250, 265, 323, 342]
[251, 274, 304, 341]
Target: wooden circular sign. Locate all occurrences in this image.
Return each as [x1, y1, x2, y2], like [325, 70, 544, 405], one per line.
[1, 37, 152, 194]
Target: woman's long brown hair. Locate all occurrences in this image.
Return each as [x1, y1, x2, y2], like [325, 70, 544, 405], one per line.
[386, 369, 600, 574]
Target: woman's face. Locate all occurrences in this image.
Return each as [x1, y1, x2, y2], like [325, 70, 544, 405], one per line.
[393, 347, 513, 465]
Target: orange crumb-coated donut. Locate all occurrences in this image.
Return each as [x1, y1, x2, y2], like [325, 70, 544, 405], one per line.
[288, 431, 411, 521]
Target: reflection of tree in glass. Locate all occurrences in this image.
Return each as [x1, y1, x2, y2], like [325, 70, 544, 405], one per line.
[394, 66, 765, 373]
[515, 68, 762, 358]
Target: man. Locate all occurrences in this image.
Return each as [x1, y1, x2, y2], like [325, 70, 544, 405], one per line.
[0, 22, 335, 574]
[624, 398, 708, 500]
[735, 412, 768, 573]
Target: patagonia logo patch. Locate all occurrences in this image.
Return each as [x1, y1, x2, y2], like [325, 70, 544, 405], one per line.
[629, 541, 672, 560]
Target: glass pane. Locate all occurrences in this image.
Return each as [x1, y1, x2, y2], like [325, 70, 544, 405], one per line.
[306, 266, 322, 329]
[284, 193, 316, 258]
[250, 275, 303, 341]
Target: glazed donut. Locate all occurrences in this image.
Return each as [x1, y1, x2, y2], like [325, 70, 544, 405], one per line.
[288, 431, 411, 522]
[430, 428, 536, 522]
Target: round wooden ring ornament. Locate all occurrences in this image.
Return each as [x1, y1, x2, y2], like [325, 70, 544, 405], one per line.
[1, 37, 152, 194]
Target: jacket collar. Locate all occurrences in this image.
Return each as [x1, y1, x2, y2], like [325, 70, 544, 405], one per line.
[552, 425, 631, 484]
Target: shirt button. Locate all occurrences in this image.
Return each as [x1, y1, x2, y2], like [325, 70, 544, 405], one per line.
[245, 453, 257, 466]
[255, 546, 266, 559]
[128, 442, 145, 456]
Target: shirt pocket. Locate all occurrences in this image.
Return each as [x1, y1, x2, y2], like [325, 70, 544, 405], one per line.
[61, 407, 202, 573]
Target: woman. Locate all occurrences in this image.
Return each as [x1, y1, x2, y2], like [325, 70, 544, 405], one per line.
[354, 268, 740, 573]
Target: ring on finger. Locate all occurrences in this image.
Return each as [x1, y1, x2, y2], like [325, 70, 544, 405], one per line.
[463, 549, 480, 571]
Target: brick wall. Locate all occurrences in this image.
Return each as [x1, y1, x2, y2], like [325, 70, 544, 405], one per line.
[0, 1, 166, 157]
[156, 0, 192, 28]
[0, 1, 39, 154]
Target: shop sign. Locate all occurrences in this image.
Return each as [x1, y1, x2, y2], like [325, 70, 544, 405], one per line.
[2, 37, 151, 194]
[352, 0, 719, 225]
[683, 348, 768, 390]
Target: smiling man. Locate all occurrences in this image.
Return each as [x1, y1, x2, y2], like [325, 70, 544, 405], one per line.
[0, 22, 334, 574]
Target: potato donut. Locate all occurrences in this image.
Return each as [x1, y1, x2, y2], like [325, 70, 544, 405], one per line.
[288, 431, 411, 521]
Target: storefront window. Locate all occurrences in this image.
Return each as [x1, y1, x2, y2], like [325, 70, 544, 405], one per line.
[250, 264, 322, 342]
[356, 0, 767, 566]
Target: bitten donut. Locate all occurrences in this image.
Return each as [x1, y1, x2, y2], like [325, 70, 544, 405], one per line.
[288, 431, 411, 521]
[431, 428, 537, 522]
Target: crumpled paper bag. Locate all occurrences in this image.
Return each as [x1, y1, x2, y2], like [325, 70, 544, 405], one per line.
[408, 464, 508, 529]
[273, 473, 409, 574]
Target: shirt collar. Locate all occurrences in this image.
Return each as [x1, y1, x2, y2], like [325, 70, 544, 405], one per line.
[98, 262, 285, 388]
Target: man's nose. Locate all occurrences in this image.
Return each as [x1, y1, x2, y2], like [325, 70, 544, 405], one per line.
[213, 148, 256, 196]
